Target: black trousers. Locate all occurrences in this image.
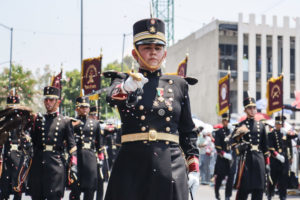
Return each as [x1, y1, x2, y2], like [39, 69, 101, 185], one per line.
[96, 178, 104, 200]
[236, 189, 263, 200]
[267, 164, 288, 199]
[214, 173, 234, 199]
[69, 188, 95, 200]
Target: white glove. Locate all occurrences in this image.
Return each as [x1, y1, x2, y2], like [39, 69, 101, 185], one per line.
[122, 73, 148, 93]
[223, 152, 232, 161]
[188, 172, 199, 197]
[276, 153, 285, 163]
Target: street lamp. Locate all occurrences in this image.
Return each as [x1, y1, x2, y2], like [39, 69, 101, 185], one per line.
[121, 32, 131, 72]
[0, 23, 13, 90]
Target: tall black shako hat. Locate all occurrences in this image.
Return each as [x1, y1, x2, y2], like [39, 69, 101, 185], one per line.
[44, 86, 60, 99]
[133, 18, 166, 46]
[76, 96, 90, 107]
[222, 113, 229, 121]
[89, 106, 97, 115]
[275, 115, 286, 124]
[243, 97, 256, 108]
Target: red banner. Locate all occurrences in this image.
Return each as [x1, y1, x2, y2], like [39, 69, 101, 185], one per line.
[81, 56, 102, 98]
[218, 74, 230, 115]
[267, 75, 283, 115]
[51, 70, 62, 90]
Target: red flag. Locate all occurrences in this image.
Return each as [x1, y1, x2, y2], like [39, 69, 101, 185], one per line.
[81, 56, 102, 99]
[51, 70, 62, 90]
[266, 75, 283, 115]
[218, 74, 230, 115]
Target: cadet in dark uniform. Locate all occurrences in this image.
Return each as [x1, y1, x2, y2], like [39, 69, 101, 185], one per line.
[0, 94, 23, 200]
[89, 106, 105, 200]
[28, 86, 78, 200]
[267, 115, 293, 200]
[103, 120, 120, 168]
[69, 97, 104, 200]
[214, 113, 235, 200]
[232, 97, 269, 200]
[104, 18, 199, 200]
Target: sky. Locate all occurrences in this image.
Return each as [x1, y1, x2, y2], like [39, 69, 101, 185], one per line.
[1, 0, 300, 75]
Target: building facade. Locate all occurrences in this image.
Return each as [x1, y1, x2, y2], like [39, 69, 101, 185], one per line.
[166, 13, 300, 125]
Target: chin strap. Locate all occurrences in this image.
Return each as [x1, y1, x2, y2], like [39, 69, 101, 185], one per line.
[133, 44, 164, 71]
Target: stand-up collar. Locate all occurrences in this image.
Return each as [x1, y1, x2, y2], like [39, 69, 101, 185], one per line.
[139, 68, 162, 78]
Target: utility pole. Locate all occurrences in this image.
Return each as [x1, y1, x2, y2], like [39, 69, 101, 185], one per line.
[0, 23, 13, 90]
[80, 0, 83, 69]
[121, 32, 131, 72]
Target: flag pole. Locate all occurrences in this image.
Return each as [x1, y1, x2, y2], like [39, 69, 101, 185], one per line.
[228, 65, 231, 121]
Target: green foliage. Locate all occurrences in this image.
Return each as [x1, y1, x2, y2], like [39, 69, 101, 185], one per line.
[0, 64, 37, 109]
[61, 69, 81, 117]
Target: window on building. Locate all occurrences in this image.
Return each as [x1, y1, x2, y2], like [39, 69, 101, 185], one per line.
[219, 44, 237, 70]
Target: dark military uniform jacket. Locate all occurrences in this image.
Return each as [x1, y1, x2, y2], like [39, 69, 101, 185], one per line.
[28, 112, 76, 198]
[104, 69, 199, 200]
[103, 124, 121, 167]
[233, 118, 269, 190]
[214, 127, 232, 176]
[268, 129, 292, 175]
[0, 128, 22, 197]
[73, 115, 102, 190]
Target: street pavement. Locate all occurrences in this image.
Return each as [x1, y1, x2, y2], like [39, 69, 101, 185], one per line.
[10, 183, 300, 199]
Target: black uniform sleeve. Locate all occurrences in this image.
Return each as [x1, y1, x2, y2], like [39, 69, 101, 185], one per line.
[214, 130, 223, 154]
[178, 82, 199, 159]
[260, 123, 269, 157]
[268, 132, 276, 155]
[95, 121, 104, 152]
[106, 74, 128, 107]
[64, 118, 77, 155]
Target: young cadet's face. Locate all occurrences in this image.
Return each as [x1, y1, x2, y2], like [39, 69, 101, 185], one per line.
[244, 106, 257, 118]
[44, 98, 60, 113]
[133, 43, 166, 68]
[76, 106, 90, 116]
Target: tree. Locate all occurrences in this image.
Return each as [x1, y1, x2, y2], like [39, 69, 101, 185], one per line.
[61, 69, 81, 117]
[0, 64, 37, 110]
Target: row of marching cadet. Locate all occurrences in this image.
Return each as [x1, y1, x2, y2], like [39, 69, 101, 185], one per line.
[193, 108, 300, 200]
[0, 89, 121, 200]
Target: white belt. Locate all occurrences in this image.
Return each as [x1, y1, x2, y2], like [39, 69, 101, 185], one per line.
[10, 144, 19, 151]
[45, 145, 54, 151]
[82, 142, 91, 149]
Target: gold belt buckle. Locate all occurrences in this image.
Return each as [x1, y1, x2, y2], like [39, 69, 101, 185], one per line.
[45, 145, 53, 151]
[10, 144, 18, 151]
[149, 130, 157, 141]
[83, 142, 91, 149]
[251, 144, 259, 151]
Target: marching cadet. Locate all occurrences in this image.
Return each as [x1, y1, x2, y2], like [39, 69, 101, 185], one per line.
[69, 97, 104, 200]
[104, 17, 199, 200]
[267, 115, 293, 200]
[214, 113, 235, 200]
[88, 106, 105, 200]
[28, 86, 78, 200]
[232, 97, 269, 200]
[0, 93, 23, 200]
[103, 120, 121, 168]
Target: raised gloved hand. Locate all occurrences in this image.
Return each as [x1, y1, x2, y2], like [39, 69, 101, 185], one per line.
[222, 152, 232, 161]
[275, 153, 285, 163]
[188, 172, 200, 198]
[122, 73, 148, 93]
